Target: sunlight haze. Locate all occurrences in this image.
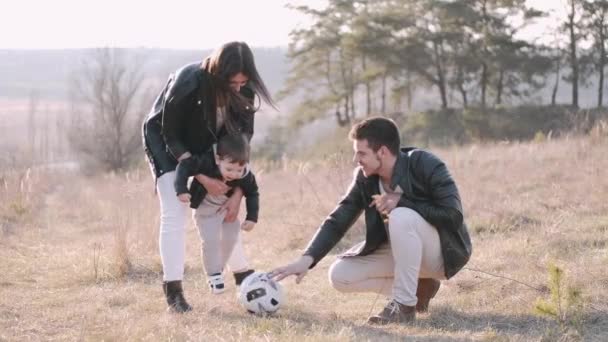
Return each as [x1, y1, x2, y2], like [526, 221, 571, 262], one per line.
[1, 0, 326, 49]
[2, 0, 561, 49]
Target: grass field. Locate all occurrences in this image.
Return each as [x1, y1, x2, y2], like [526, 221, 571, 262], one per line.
[1, 130, 607, 341]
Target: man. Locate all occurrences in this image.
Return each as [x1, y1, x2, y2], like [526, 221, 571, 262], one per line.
[271, 117, 472, 325]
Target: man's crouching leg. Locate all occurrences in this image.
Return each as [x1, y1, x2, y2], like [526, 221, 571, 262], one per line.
[368, 208, 445, 324]
[327, 246, 393, 296]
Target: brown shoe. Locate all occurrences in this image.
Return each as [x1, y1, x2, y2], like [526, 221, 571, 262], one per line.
[416, 278, 440, 313]
[367, 299, 416, 325]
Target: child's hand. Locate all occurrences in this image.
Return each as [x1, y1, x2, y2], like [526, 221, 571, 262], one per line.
[241, 220, 255, 232]
[177, 193, 191, 203]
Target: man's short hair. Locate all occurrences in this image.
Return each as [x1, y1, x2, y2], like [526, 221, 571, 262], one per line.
[217, 134, 250, 165]
[349, 117, 400, 155]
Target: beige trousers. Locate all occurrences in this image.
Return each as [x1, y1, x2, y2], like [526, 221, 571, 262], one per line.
[328, 207, 445, 306]
[193, 199, 242, 276]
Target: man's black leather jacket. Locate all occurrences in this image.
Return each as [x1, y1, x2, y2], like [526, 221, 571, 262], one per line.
[303, 148, 472, 279]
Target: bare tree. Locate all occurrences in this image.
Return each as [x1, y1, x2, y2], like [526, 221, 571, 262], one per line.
[68, 48, 148, 172]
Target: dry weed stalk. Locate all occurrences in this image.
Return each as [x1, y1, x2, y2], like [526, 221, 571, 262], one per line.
[111, 211, 132, 279]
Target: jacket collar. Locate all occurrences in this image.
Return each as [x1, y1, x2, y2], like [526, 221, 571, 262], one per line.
[197, 68, 218, 137]
[388, 147, 415, 191]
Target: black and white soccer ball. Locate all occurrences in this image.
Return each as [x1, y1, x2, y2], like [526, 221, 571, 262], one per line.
[238, 272, 285, 315]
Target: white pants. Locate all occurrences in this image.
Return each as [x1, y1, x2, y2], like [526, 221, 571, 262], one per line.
[328, 207, 445, 306]
[157, 171, 250, 281]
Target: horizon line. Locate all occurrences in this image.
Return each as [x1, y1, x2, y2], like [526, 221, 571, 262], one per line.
[0, 45, 289, 51]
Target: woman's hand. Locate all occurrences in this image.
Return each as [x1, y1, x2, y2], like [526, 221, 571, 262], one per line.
[241, 220, 256, 232]
[177, 193, 191, 203]
[195, 174, 229, 196]
[219, 187, 243, 222]
[177, 151, 192, 161]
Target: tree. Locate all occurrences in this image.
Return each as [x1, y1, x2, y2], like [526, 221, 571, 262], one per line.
[281, 0, 562, 124]
[563, 0, 585, 108]
[458, 0, 535, 107]
[583, 0, 608, 107]
[365, 0, 452, 108]
[351, 0, 416, 114]
[546, 36, 567, 106]
[443, 2, 481, 108]
[68, 48, 148, 171]
[280, 1, 369, 126]
[350, 0, 381, 115]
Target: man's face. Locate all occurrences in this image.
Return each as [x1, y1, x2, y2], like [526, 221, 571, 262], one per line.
[353, 139, 381, 177]
[216, 157, 245, 182]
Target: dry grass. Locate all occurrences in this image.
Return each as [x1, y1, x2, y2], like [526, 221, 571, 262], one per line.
[1, 132, 607, 341]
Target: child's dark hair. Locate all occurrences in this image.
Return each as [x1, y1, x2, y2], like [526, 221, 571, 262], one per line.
[217, 134, 250, 165]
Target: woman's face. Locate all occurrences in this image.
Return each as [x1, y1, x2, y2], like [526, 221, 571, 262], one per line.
[229, 73, 248, 92]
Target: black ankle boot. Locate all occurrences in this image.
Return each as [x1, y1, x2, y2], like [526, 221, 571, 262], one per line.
[162, 280, 192, 313]
[233, 269, 255, 286]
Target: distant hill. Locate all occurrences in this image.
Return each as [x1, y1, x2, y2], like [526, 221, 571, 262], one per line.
[1, 47, 606, 162]
[0, 47, 289, 101]
[0, 48, 290, 165]
[2, 47, 605, 116]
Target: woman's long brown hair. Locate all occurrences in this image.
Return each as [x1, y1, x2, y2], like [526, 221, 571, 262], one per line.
[201, 41, 276, 134]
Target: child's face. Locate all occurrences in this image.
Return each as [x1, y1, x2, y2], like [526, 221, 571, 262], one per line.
[216, 157, 245, 182]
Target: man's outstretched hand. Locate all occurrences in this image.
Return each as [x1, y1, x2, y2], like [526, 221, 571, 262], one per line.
[269, 255, 314, 284]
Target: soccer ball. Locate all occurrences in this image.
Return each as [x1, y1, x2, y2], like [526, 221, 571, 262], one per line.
[238, 272, 285, 315]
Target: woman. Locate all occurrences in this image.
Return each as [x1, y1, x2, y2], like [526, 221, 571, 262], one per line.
[142, 41, 275, 313]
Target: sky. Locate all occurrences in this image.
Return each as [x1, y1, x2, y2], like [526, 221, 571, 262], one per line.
[0, 0, 326, 49]
[1, 0, 563, 50]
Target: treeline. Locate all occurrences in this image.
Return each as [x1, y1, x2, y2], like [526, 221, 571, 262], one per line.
[279, 0, 608, 126]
